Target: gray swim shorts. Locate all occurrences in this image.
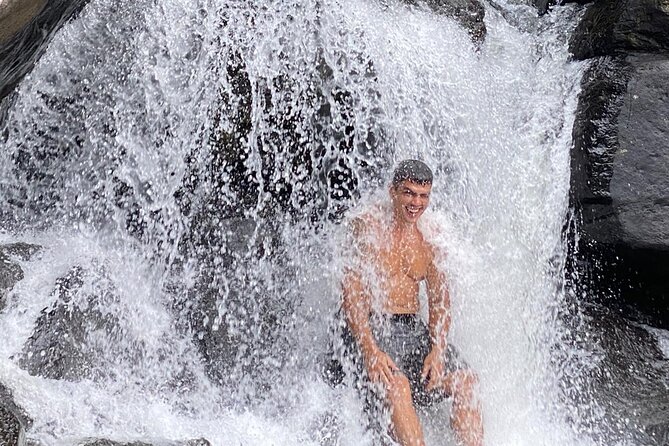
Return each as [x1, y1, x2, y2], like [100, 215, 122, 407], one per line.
[341, 313, 467, 407]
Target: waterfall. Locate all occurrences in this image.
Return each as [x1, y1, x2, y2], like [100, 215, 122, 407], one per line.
[0, 0, 596, 444]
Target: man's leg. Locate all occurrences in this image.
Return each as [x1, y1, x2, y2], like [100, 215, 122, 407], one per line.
[385, 373, 426, 446]
[443, 370, 483, 446]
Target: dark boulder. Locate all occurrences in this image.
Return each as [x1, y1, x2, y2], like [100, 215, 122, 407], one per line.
[172, 217, 296, 396]
[0, 382, 31, 446]
[569, 0, 669, 327]
[611, 54, 669, 249]
[570, 0, 669, 60]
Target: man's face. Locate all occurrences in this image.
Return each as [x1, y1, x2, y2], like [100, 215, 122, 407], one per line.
[390, 180, 432, 224]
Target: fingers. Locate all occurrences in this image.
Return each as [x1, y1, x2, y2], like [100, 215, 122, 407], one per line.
[368, 355, 401, 387]
[426, 374, 438, 391]
[422, 352, 447, 391]
[421, 361, 431, 383]
[379, 355, 398, 385]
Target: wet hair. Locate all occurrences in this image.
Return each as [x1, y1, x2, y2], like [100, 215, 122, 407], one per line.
[391, 159, 433, 187]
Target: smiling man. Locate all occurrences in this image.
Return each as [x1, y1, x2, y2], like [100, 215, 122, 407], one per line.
[340, 159, 483, 446]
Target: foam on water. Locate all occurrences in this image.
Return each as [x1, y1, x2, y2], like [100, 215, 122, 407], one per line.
[0, 0, 602, 444]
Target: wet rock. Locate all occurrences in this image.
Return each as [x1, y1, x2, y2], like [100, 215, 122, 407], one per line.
[561, 304, 669, 444]
[0, 243, 41, 311]
[610, 55, 669, 250]
[173, 217, 296, 396]
[0, 0, 89, 101]
[570, 0, 669, 60]
[570, 53, 669, 327]
[0, 382, 31, 446]
[405, 0, 486, 45]
[0, 0, 46, 44]
[18, 265, 134, 381]
[173, 48, 386, 396]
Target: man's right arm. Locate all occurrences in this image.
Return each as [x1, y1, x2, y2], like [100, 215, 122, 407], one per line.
[342, 267, 378, 362]
[341, 217, 397, 385]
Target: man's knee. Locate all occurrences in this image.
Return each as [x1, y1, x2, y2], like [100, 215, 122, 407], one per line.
[387, 373, 413, 406]
[449, 370, 479, 403]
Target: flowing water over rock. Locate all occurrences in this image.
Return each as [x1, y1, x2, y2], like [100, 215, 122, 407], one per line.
[2, 0, 665, 445]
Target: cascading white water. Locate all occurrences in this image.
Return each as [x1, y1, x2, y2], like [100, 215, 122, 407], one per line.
[0, 0, 600, 444]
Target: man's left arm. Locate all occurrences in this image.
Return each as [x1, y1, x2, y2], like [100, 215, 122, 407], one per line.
[422, 248, 451, 388]
[426, 254, 451, 354]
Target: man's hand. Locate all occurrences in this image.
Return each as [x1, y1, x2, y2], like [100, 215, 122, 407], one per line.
[363, 347, 400, 387]
[421, 347, 446, 391]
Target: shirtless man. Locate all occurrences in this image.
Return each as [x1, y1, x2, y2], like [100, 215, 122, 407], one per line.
[341, 160, 483, 446]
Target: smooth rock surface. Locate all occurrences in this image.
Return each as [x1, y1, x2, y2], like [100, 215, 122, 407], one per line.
[0, 0, 46, 43]
[572, 54, 669, 249]
[612, 54, 669, 249]
[0, 0, 89, 101]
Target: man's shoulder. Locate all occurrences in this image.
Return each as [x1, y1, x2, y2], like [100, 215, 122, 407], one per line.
[417, 213, 449, 260]
[346, 204, 386, 236]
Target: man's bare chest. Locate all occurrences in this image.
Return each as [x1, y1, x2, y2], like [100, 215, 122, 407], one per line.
[376, 239, 430, 282]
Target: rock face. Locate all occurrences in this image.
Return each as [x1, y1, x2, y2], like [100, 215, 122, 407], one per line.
[0, 0, 46, 44]
[407, 0, 486, 45]
[18, 266, 134, 381]
[561, 304, 669, 444]
[0, 243, 41, 311]
[0, 0, 89, 101]
[569, 0, 669, 327]
[0, 382, 31, 446]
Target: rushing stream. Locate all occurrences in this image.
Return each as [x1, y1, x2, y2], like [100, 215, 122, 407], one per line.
[4, 0, 664, 445]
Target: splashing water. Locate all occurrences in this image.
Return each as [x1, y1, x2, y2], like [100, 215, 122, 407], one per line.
[0, 0, 600, 444]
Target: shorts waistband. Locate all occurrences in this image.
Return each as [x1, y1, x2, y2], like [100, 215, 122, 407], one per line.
[386, 313, 419, 325]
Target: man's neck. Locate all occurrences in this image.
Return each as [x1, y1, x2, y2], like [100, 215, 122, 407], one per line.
[390, 215, 419, 236]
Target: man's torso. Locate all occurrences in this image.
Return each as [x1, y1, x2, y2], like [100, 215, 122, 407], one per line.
[361, 215, 434, 314]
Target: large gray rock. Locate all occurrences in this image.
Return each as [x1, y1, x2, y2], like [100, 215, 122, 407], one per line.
[18, 265, 136, 381]
[568, 0, 669, 327]
[570, 0, 669, 60]
[560, 304, 669, 444]
[173, 217, 297, 397]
